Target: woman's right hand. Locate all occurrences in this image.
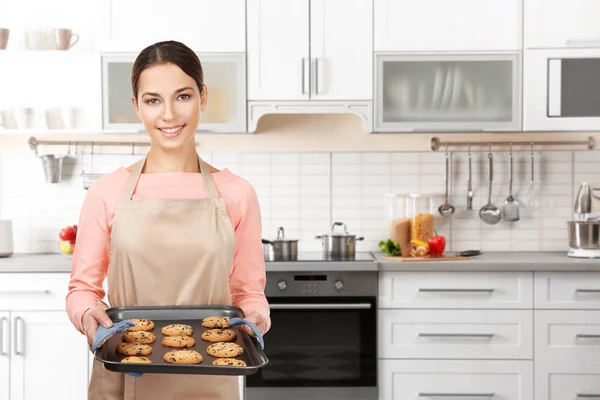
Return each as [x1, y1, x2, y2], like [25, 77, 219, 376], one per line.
[82, 305, 114, 350]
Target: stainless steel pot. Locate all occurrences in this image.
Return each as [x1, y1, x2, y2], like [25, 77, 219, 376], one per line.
[263, 227, 298, 261]
[315, 222, 364, 259]
[568, 221, 600, 250]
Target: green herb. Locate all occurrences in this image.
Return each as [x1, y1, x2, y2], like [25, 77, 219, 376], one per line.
[379, 239, 402, 256]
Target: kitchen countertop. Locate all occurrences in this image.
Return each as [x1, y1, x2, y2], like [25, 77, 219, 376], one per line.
[1, 251, 600, 273]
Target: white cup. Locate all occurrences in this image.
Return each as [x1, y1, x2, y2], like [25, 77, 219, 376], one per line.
[16, 107, 42, 129]
[0, 220, 14, 257]
[0, 108, 17, 129]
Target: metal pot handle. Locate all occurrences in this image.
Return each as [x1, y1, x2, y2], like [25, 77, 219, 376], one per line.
[277, 227, 285, 239]
[315, 235, 323, 240]
[356, 237, 364, 241]
[331, 222, 347, 233]
[262, 239, 274, 246]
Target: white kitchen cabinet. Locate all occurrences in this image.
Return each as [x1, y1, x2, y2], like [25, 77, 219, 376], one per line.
[0, 311, 9, 400]
[536, 362, 600, 400]
[379, 360, 534, 400]
[534, 272, 600, 309]
[525, 0, 600, 49]
[378, 309, 533, 360]
[247, 0, 372, 101]
[95, 0, 246, 52]
[374, 0, 522, 52]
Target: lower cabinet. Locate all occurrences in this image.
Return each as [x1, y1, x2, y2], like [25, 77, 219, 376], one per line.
[379, 360, 533, 400]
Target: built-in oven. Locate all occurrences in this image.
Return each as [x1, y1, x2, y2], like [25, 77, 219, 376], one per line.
[245, 269, 378, 400]
[524, 47, 600, 131]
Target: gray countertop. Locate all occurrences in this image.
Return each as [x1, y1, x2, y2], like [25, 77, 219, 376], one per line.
[1, 251, 600, 273]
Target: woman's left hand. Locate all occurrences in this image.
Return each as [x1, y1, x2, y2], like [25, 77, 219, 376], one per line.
[243, 312, 267, 336]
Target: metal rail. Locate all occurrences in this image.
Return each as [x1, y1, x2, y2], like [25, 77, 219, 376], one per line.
[431, 136, 595, 151]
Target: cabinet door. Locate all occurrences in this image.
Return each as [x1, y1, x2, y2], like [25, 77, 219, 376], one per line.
[10, 311, 88, 400]
[247, 0, 310, 100]
[525, 0, 600, 49]
[310, 0, 372, 100]
[97, 0, 246, 52]
[534, 272, 600, 309]
[374, 0, 522, 51]
[0, 312, 9, 400]
[536, 361, 600, 400]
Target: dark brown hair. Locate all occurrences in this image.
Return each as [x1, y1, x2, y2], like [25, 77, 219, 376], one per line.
[131, 40, 204, 102]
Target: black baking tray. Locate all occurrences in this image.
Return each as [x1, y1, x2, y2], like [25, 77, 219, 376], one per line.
[94, 305, 268, 376]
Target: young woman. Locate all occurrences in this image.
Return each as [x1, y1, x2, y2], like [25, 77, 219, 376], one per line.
[66, 40, 270, 399]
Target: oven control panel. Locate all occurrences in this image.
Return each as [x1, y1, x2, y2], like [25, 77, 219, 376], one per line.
[266, 271, 377, 297]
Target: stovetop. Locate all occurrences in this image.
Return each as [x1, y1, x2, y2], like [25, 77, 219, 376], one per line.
[266, 252, 375, 262]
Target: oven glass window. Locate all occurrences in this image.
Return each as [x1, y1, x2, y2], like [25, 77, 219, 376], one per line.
[246, 297, 376, 388]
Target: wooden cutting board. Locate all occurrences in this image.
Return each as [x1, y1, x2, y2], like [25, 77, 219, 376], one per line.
[380, 254, 471, 262]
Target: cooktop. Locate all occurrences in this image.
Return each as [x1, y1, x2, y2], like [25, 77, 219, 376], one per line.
[267, 252, 375, 262]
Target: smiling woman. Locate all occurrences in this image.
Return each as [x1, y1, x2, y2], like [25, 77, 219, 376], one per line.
[66, 41, 270, 400]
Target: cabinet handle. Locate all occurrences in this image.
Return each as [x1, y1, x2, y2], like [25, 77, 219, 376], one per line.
[576, 334, 600, 339]
[566, 39, 600, 47]
[314, 57, 319, 95]
[419, 288, 494, 293]
[0, 290, 51, 295]
[14, 316, 24, 356]
[419, 393, 494, 398]
[577, 395, 600, 399]
[576, 289, 600, 294]
[0, 317, 8, 356]
[301, 58, 306, 94]
[419, 333, 494, 339]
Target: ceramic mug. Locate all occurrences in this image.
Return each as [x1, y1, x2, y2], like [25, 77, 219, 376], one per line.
[53, 28, 79, 50]
[0, 28, 9, 50]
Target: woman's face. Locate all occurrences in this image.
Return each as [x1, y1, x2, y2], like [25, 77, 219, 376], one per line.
[132, 63, 207, 151]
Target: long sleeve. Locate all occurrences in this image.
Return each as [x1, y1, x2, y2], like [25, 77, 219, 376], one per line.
[228, 183, 271, 334]
[65, 185, 111, 334]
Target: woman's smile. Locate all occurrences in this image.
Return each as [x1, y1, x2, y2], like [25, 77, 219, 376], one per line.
[158, 124, 186, 138]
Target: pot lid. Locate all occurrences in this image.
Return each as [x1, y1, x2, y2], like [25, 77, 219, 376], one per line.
[323, 222, 356, 237]
[270, 227, 298, 242]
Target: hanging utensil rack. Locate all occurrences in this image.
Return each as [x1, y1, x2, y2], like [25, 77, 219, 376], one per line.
[28, 136, 157, 155]
[431, 136, 595, 151]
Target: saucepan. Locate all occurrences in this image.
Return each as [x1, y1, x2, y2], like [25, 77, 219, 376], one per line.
[262, 227, 298, 261]
[315, 222, 364, 259]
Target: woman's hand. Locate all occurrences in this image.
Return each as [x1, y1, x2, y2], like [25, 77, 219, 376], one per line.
[243, 311, 267, 336]
[82, 305, 114, 350]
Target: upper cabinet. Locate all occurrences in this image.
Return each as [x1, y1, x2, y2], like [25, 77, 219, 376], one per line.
[247, 0, 373, 101]
[374, 0, 522, 52]
[95, 0, 246, 52]
[525, 0, 600, 49]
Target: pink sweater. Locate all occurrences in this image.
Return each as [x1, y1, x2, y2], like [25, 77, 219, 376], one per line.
[66, 166, 270, 334]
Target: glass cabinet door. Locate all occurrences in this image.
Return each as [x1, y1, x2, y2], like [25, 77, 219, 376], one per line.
[375, 54, 521, 132]
[101, 53, 246, 132]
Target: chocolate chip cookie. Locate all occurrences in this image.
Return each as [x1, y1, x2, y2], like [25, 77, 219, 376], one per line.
[163, 349, 203, 364]
[126, 319, 155, 332]
[116, 343, 153, 356]
[212, 358, 247, 366]
[206, 342, 244, 358]
[201, 329, 237, 343]
[122, 331, 156, 344]
[121, 356, 152, 364]
[161, 324, 193, 336]
[201, 316, 231, 329]
[161, 335, 196, 348]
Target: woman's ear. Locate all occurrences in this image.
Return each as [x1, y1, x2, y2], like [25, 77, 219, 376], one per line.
[131, 96, 141, 119]
[200, 85, 208, 112]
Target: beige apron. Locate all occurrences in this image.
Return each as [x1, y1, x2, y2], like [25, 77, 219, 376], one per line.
[88, 155, 240, 400]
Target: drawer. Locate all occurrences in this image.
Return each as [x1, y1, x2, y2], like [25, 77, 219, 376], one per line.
[0, 273, 70, 311]
[535, 310, 600, 363]
[379, 360, 533, 400]
[535, 272, 600, 309]
[378, 271, 533, 309]
[536, 362, 600, 400]
[378, 309, 533, 360]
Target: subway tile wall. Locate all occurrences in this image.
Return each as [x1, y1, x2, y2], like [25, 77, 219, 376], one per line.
[0, 150, 597, 254]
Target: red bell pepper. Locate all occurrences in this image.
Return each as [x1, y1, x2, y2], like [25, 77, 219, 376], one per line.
[428, 231, 446, 257]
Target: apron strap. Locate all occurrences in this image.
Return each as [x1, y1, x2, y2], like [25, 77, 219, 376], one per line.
[199, 158, 220, 199]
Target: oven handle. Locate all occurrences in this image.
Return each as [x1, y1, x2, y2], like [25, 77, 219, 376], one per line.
[270, 303, 372, 310]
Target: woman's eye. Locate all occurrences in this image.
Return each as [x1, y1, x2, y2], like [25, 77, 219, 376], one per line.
[146, 98, 159, 105]
[178, 94, 190, 100]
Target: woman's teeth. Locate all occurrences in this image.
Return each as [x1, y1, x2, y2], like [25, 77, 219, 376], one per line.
[158, 125, 184, 137]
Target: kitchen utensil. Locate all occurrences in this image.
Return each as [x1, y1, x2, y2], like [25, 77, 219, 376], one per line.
[530, 143, 534, 184]
[94, 305, 268, 376]
[438, 144, 455, 217]
[0, 220, 14, 257]
[53, 28, 79, 50]
[459, 250, 481, 257]
[262, 226, 298, 261]
[502, 144, 520, 222]
[479, 150, 501, 225]
[574, 182, 593, 215]
[467, 143, 473, 210]
[0, 28, 9, 50]
[39, 154, 64, 183]
[315, 222, 364, 259]
[568, 221, 600, 251]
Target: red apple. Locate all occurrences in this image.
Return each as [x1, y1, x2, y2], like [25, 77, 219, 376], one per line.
[59, 226, 76, 241]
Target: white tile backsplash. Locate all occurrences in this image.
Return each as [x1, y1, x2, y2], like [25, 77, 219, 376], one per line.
[1, 150, 599, 254]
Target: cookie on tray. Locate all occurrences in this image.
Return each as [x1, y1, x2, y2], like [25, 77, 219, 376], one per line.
[122, 331, 156, 344]
[121, 356, 152, 364]
[201, 316, 230, 329]
[116, 343, 153, 356]
[161, 324, 193, 336]
[201, 329, 237, 343]
[163, 349, 203, 364]
[126, 319, 155, 332]
[206, 342, 244, 358]
[161, 335, 196, 348]
[212, 358, 247, 366]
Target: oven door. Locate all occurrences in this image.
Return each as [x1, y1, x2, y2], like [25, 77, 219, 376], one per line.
[245, 296, 377, 400]
[524, 47, 600, 131]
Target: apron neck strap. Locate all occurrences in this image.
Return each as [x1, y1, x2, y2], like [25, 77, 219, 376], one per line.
[121, 155, 220, 201]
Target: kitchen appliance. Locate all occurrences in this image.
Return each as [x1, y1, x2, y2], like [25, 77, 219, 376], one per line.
[315, 222, 364, 259]
[0, 220, 14, 257]
[246, 253, 378, 400]
[568, 182, 600, 258]
[262, 227, 298, 261]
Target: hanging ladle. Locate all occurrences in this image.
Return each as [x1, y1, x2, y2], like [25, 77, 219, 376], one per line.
[439, 143, 455, 216]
